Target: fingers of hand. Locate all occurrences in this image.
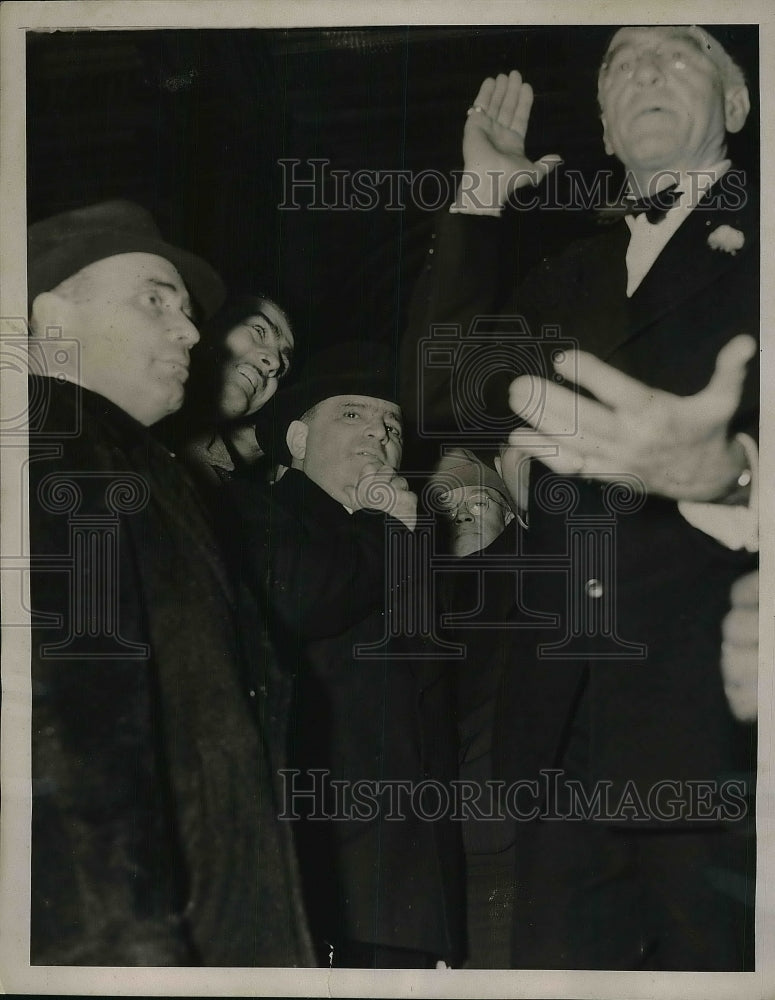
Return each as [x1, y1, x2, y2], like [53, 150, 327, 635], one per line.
[722, 665, 757, 721]
[720, 642, 757, 708]
[557, 350, 654, 414]
[489, 72, 510, 118]
[507, 432, 621, 478]
[699, 334, 757, 417]
[730, 569, 759, 606]
[472, 76, 496, 112]
[510, 75, 533, 132]
[509, 375, 615, 442]
[721, 606, 758, 647]
[496, 70, 524, 128]
[358, 460, 383, 480]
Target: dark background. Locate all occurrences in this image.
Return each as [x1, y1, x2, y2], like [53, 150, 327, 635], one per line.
[27, 24, 759, 376]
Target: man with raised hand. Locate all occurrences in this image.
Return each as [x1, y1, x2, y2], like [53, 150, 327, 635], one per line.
[27, 200, 312, 966]
[402, 26, 758, 969]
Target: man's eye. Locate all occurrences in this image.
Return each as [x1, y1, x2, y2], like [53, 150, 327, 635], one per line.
[251, 323, 268, 340]
[387, 425, 401, 438]
[343, 410, 359, 419]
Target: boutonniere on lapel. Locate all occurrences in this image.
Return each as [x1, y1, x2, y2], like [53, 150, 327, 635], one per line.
[707, 224, 745, 255]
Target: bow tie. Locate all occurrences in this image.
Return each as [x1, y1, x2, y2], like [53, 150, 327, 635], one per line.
[597, 183, 682, 225]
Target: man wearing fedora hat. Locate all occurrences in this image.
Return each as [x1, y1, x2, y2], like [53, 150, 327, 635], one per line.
[233, 341, 465, 969]
[27, 200, 312, 966]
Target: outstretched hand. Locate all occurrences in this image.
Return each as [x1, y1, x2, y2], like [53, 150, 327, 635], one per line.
[508, 334, 757, 502]
[459, 70, 562, 210]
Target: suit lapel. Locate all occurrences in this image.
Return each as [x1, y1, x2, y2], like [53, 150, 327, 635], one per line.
[603, 182, 757, 360]
[550, 222, 630, 361]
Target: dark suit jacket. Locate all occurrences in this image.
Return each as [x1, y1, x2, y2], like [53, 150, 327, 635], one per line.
[402, 183, 758, 804]
[231, 468, 465, 962]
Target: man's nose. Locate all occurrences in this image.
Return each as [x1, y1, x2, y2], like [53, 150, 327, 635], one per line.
[365, 418, 389, 442]
[632, 51, 665, 86]
[454, 508, 474, 524]
[174, 314, 200, 347]
[255, 345, 281, 377]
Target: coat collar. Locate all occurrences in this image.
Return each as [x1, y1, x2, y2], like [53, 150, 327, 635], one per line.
[625, 179, 757, 340]
[273, 467, 352, 527]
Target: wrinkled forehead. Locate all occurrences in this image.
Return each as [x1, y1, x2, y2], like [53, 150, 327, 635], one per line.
[324, 394, 402, 422]
[442, 485, 486, 500]
[252, 300, 294, 349]
[67, 252, 191, 305]
[605, 25, 698, 55]
[600, 25, 734, 85]
[603, 26, 700, 69]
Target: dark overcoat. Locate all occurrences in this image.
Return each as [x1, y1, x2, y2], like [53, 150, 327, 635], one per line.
[231, 468, 465, 963]
[28, 376, 313, 966]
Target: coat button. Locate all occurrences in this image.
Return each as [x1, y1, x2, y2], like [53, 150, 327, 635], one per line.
[585, 578, 603, 598]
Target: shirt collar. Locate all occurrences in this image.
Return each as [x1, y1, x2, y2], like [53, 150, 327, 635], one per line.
[626, 160, 731, 211]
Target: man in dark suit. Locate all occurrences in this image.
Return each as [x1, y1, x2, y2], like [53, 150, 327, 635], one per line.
[232, 342, 465, 969]
[402, 25, 758, 969]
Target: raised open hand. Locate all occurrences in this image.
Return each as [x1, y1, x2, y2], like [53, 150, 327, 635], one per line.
[459, 70, 562, 210]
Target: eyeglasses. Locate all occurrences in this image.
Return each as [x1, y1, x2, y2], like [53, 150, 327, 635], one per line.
[438, 491, 506, 520]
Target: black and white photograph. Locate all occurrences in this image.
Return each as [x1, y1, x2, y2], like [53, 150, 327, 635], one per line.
[0, 1, 773, 996]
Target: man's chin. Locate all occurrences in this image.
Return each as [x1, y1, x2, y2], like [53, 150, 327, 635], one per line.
[453, 533, 486, 558]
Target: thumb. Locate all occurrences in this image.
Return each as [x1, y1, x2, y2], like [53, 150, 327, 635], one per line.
[533, 153, 563, 183]
[702, 334, 756, 412]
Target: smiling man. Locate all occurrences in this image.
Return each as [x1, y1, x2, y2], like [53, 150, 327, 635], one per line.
[232, 341, 464, 969]
[27, 200, 312, 966]
[217, 296, 294, 421]
[402, 25, 758, 970]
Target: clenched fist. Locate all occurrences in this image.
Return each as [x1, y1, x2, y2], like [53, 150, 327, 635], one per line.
[346, 461, 418, 532]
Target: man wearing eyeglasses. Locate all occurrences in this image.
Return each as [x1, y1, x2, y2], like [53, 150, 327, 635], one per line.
[432, 448, 516, 557]
[403, 25, 758, 970]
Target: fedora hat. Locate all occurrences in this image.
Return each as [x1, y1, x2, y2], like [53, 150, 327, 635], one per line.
[255, 340, 399, 464]
[28, 199, 225, 319]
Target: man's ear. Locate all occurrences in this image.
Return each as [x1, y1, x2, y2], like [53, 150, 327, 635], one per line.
[286, 420, 309, 463]
[29, 289, 70, 336]
[724, 84, 750, 134]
